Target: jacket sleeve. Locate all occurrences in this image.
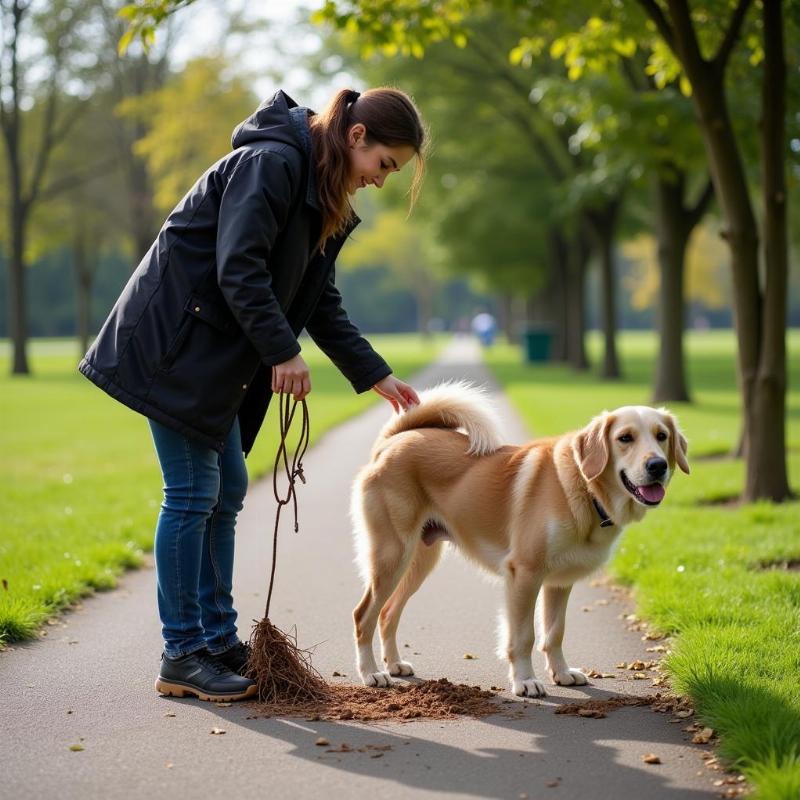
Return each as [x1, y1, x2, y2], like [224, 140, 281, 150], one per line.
[304, 275, 392, 393]
[216, 151, 302, 366]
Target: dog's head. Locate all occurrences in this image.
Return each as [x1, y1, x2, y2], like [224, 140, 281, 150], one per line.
[573, 406, 689, 508]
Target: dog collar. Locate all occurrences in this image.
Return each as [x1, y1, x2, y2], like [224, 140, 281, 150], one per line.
[592, 496, 615, 528]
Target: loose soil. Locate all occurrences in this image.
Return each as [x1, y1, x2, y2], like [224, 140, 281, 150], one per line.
[246, 678, 499, 721]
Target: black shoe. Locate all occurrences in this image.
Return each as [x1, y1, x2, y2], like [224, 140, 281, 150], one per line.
[155, 648, 257, 702]
[214, 641, 252, 676]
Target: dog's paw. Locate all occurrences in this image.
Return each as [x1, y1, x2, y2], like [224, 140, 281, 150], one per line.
[386, 660, 415, 677]
[550, 667, 588, 686]
[362, 670, 393, 688]
[512, 678, 547, 697]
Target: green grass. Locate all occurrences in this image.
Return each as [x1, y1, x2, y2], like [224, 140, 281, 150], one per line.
[484, 329, 800, 800]
[0, 334, 443, 646]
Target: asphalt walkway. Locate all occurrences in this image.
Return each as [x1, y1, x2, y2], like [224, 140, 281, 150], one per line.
[2, 337, 720, 799]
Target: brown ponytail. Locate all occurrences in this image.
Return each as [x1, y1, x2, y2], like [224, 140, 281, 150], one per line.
[309, 87, 427, 251]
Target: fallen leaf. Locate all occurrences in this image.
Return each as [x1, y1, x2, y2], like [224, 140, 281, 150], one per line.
[69, 744, 84, 752]
[332, 671, 342, 676]
[209, 727, 226, 735]
[628, 660, 646, 670]
[545, 780, 560, 788]
[164, 712, 176, 718]
[646, 645, 668, 653]
[327, 744, 353, 753]
[217, 702, 232, 708]
[1, 578, 7, 590]
[642, 753, 661, 764]
[370, 753, 384, 759]
[692, 727, 714, 744]
[674, 709, 693, 718]
[616, 662, 627, 669]
[315, 737, 330, 746]
[165, 762, 173, 769]
[463, 653, 477, 660]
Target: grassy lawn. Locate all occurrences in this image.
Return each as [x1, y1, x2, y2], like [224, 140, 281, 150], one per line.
[0, 334, 443, 646]
[484, 329, 800, 800]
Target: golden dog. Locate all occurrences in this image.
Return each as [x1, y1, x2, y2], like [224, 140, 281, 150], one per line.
[351, 382, 689, 696]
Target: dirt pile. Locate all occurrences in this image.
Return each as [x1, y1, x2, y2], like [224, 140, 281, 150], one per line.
[246, 678, 499, 721]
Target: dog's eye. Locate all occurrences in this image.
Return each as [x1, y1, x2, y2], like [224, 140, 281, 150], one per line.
[618, 433, 634, 443]
[656, 431, 668, 442]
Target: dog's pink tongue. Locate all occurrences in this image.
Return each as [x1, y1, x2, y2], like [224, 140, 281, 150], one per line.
[639, 483, 665, 503]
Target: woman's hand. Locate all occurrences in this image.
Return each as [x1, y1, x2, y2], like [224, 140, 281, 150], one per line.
[272, 354, 311, 401]
[372, 375, 420, 413]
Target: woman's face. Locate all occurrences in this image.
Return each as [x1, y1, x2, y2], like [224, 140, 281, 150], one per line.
[347, 123, 416, 194]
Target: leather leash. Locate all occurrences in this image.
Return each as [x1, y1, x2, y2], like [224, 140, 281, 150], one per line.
[264, 393, 310, 619]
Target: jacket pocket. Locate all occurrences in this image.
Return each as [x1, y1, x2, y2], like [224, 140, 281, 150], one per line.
[160, 312, 193, 371]
[184, 294, 237, 334]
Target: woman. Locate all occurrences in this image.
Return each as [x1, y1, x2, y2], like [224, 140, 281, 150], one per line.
[79, 87, 426, 701]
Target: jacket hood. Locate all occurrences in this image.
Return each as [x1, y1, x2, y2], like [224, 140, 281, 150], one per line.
[231, 89, 307, 150]
[232, 89, 320, 211]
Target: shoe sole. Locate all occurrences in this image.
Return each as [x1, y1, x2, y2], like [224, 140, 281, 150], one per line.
[155, 677, 258, 702]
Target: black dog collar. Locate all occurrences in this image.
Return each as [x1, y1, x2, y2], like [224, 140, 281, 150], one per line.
[592, 496, 615, 528]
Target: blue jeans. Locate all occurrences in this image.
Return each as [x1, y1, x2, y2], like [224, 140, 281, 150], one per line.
[148, 417, 248, 658]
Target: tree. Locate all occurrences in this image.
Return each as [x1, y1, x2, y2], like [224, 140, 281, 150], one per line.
[116, 56, 257, 216]
[0, 0, 103, 374]
[634, 0, 792, 500]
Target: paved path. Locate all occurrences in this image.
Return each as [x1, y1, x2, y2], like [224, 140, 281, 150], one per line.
[2, 337, 719, 799]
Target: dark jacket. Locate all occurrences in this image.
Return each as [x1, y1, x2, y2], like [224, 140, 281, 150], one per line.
[78, 90, 391, 456]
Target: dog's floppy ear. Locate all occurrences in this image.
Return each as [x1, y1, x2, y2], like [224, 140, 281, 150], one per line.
[661, 409, 690, 474]
[574, 412, 615, 482]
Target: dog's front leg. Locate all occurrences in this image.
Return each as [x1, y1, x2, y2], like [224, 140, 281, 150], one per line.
[539, 584, 588, 686]
[503, 561, 546, 697]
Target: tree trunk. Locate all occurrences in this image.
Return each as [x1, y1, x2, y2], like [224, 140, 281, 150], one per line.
[73, 228, 94, 356]
[664, 1, 789, 500]
[566, 226, 590, 370]
[547, 228, 570, 362]
[498, 293, 514, 343]
[8, 194, 29, 375]
[585, 198, 623, 380]
[747, 0, 791, 501]
[653, 173, 692, 402]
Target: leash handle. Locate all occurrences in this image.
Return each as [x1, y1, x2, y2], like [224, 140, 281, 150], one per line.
[265, 394, 310, 619]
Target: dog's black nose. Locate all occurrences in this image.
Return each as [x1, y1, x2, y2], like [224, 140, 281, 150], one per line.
[646, 457, 668, 478]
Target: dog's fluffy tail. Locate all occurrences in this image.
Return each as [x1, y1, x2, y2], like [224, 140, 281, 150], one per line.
[376, 381, 503, 456]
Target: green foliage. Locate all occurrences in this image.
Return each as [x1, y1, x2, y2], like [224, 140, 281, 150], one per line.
[313, 0, 473, 59]
[118, 0, 197, 53]
[116, 57, 257, 214]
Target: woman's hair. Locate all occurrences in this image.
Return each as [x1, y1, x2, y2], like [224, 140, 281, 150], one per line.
[308, 87, 427, 250]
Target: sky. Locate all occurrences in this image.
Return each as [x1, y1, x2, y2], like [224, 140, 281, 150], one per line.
[164, 0, 359, 110]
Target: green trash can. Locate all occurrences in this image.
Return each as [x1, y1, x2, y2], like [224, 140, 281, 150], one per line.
[523, 326, 553, 362]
